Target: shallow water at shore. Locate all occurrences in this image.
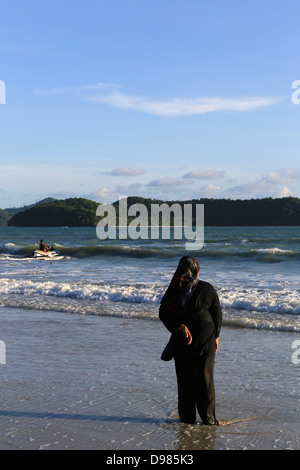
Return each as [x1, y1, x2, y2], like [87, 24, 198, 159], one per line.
[0, 307, 299, 450]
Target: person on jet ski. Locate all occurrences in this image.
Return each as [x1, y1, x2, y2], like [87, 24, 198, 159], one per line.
[39, 239, 48, 251]
[39, 240, 55, 252]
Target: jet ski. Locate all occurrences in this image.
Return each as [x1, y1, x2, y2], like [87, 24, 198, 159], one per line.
[32, 249, 64, 260]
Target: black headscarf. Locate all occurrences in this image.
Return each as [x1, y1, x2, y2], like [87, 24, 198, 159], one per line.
[169, 256, 199, 290]
[161, 256, 200, 317]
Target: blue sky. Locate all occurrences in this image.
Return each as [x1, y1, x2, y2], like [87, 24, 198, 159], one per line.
[0, 0, 300, 208]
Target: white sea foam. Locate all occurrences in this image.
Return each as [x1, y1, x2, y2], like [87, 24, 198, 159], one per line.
[218, 286, 300, 315]
[0, 278, 162, 304]
[253, 247, 293, 255]
[1, 226, 299, 334]
[0, 243, 19, 252]
[0, 278, 299, 315]
[0, 277, 300, 332]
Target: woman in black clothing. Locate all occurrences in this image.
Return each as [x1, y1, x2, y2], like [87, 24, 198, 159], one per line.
[159, 256, 222, 425]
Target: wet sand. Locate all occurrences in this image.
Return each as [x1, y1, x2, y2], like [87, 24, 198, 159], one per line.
[0, 306, 299, 450]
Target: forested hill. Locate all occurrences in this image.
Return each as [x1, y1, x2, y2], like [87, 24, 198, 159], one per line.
[0, 198, 56, 226]
[7, 198, 99, 227]
[185, 197, 300, 226]
[5, 196, 300, 227]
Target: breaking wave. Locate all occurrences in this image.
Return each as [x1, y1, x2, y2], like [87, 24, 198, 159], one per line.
[0, 278, 299, 332]
[1, 241, 299, 262]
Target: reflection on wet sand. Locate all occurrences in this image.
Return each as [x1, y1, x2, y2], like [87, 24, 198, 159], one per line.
[176, 423, 216, 450]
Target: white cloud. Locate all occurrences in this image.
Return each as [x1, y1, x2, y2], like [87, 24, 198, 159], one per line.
[88, 187, 118, 201]
[88, 183, 145, 202]
[227, 180, 269, 196]
[226, 169, 300, 198]
[183, 169, 225, 179]
[33, 82, 120, 95]
[197, 184, 221, 197]
[89, 177, 197, 202]
[147, 177, 190, 187]
[102, 166, 145, 176]
[264, 169, 300, 184]
[88, 91, 281, 118]
[33, 81, 281, 118]
[277, 186, 292, 198]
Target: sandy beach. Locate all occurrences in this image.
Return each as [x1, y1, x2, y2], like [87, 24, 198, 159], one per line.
[0, 306, 299, 450]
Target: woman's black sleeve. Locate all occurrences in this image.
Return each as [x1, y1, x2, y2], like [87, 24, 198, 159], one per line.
[209, 286, 222, 338]
[159, 300, 182, 334]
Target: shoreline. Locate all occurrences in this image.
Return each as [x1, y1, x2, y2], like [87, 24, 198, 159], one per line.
[0, 306, 299, 450]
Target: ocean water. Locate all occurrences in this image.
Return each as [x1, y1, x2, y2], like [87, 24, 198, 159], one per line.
[1, 225, 299, 449]
[0, 225, 299, 333]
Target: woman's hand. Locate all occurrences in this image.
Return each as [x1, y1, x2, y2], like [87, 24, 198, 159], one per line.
[178, 324, 192, 345]
[215, 337, 219, 352]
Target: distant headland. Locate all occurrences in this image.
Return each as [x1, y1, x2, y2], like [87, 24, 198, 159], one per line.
[1, 196, 300, 227]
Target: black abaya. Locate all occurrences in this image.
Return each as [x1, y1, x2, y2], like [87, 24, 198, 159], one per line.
[159, 256, 222, 425]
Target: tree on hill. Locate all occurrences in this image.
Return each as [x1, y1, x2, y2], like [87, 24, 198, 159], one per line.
[0, 209, 10, 226]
